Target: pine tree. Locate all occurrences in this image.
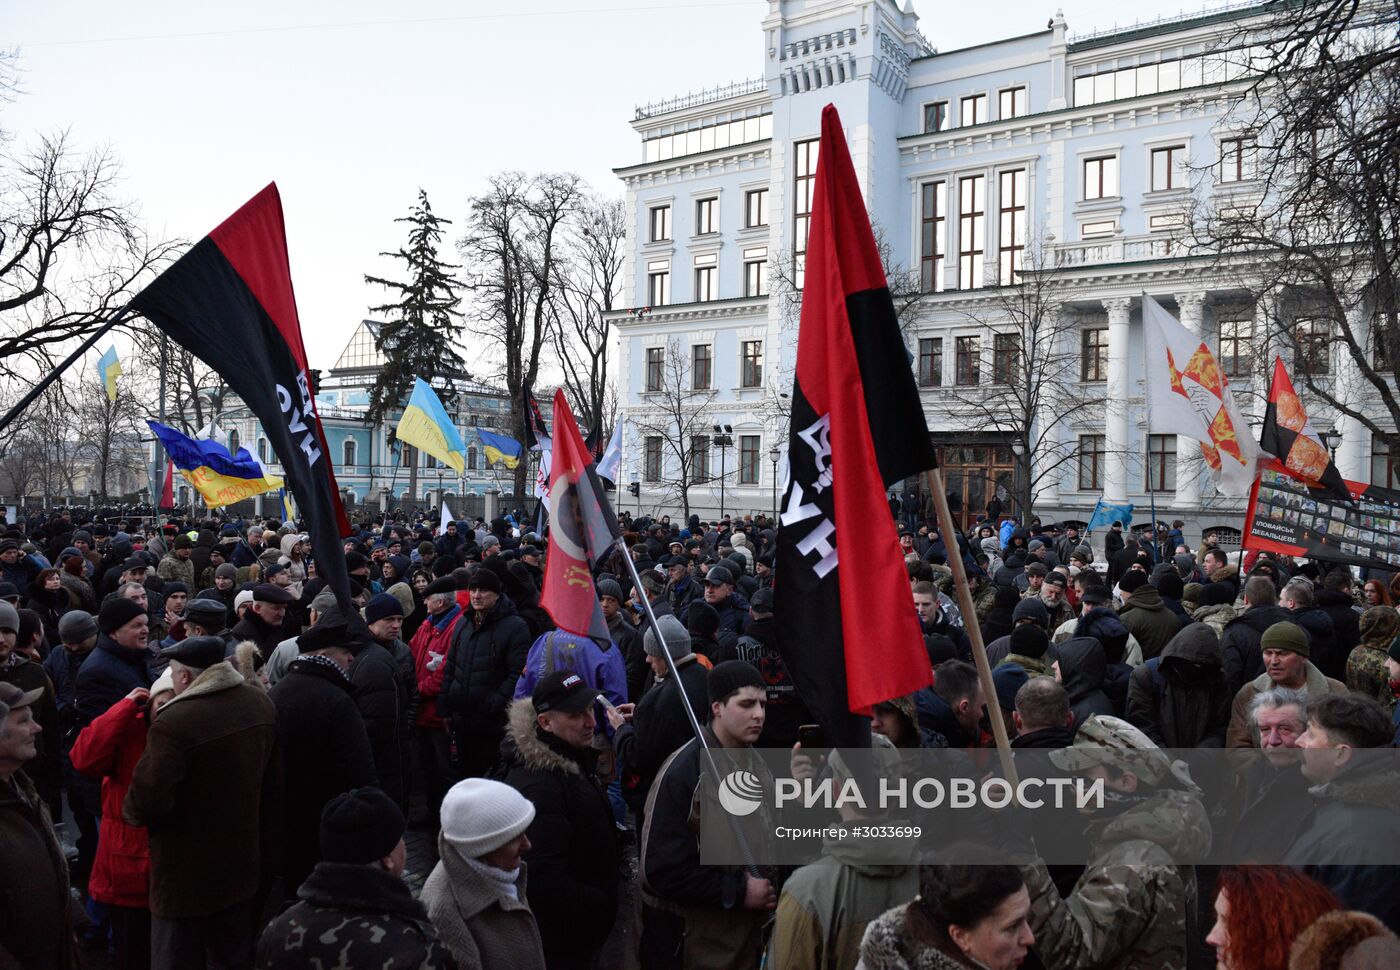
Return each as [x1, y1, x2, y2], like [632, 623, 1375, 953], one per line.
[364, 190, 466, 503]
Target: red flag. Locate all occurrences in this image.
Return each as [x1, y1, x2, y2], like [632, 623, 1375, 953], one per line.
[159, 459, 175, 510]
[1259, 356, 1351, 502]
[540, 391, 621, 641]
[775, 105, 938, 749]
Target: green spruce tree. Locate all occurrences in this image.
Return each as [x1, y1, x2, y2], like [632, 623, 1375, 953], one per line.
[365, 189, 467, 504]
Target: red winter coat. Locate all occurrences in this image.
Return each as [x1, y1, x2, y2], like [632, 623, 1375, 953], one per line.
[409, 605, 464, 729]
[70, 696, 151, 907]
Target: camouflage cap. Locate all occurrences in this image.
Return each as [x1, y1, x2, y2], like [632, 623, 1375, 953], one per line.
[1049, 714, 1175, 787]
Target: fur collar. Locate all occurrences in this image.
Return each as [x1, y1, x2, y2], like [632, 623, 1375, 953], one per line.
[297, 861, 429, 922]
[506, 699, 581, 776]
[859, 906, 984, 969]
[163, 660, 244, 709]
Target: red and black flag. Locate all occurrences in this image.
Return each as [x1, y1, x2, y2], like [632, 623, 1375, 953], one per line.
[521, 386, 549, 450]
[775, 105, 938, 750]
[541, 390, 621, 643]
[130, 184, 354, 607]
[1260, 356, 1351, 502]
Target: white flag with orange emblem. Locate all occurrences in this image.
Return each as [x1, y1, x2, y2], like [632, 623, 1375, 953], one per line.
[1142, 295, 1258, 496]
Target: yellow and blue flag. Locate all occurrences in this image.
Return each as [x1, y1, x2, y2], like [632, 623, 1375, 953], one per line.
[396, 378, 465, 473]
[97, 346, 122, 402]
[147, 419, 284, 508]
[478, 430, 522, 469]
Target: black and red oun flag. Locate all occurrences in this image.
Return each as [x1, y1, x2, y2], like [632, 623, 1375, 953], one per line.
[521, 386, 549, 451]
[1259, 356, 1351, 502]
[130, 184, 354, 607]
[776, 105, 939, 750]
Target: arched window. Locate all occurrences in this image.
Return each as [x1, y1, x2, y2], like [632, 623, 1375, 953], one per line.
[228, 429, 240, 455]
[468, 446, 478, 471]
[343, 439, 357, 468]
[258, 438, 269, 464]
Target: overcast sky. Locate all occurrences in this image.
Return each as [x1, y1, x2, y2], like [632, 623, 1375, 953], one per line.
[7, 0, 1209, 372]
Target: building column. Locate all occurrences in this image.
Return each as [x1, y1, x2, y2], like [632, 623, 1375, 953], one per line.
[1031, 305, 1064, 510]
[1104, 297, 1133, 504]
[1336, 299, 1372, 483]
[1173, 291, 1208, 510]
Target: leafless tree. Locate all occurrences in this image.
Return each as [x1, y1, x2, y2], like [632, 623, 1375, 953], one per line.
[1197, 2, 1400, 449]
[936, 241, 1099, 524]
[630, 337, 718, 520]
[75, 371, 149, 502]
[549, 192, 625, 437]
[459, 172, 582, 496]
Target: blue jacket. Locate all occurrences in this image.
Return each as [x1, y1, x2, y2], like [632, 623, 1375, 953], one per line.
[74, 634, 154, 728]
[513, 630, 628, 735]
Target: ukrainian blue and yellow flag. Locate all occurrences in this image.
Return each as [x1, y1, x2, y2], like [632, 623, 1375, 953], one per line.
[97, 346, 122, 402]
[396, 378, 465, 473]
[478, 429, 522, 469]
[146, 420, 284, 508]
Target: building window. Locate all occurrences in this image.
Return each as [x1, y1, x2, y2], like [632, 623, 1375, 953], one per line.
[1372, 439, 1398, 489]
[1150, 145, 1186, 191]
[958, 175, 985, 290]
[743, 247, 768, 297]
[959, 93, 987, 127]
[694, 254, 717, 302]
[258, 438, 268, 464]
[739, 435, 760, 484]
[342, 439, 357, 468]
[646, 260, 670, 306]
[468, 446, 478, 471]
[1078, 434, 1106, 490]
[920, 181, 946, 293]
[1219, 137, 1258, 183]
[695, 196, 718, 235]
[744, 188, 768, 228]
[923, 101, 948, 133]
[1295, 318, 1331, 376]
[1147, 434, 1177, 491]
[691, 344, 712, 390]
[229, 429, 240, 455]
[645, 347, 664, 392]
[998, 169, 1027, 284]
[690, 435, 711, 484]
[644, 436, 662, 482]
[649, 205, 671, 242]
[955, 335, 981, 386]
[1083, 155, 1119, 200]
[741, 340, 763, 388]
[1081, 328, 1109, 382]
[793, 139, 819, 288]
[1219, 319, 1252, 378]
[918, 337, 943, 387]
[992, 333, 1019, 384]
[998, 86, 1027, 119]
[400, 443, 412, 467]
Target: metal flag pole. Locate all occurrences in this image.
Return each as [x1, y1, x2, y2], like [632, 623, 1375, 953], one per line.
[925, 467, 1018, 786]
[615, 542, 763, 877]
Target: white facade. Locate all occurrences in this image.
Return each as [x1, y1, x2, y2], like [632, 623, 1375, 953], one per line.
[608, 0, 1377, 537]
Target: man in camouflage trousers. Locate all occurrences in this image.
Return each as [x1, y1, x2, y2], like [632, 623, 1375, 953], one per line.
[257, 787, 453, 969]
[1019, 714, 1209, 970]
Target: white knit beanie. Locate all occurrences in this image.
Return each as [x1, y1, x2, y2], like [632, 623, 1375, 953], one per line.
[440, 778, 536, 857]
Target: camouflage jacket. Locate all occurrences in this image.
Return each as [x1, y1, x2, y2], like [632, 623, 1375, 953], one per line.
[1346, 643, 1396, 714]
[1022, 788, 1210, 970]
[1190, 603, 1238, 640]
[256, 861, 455, 970]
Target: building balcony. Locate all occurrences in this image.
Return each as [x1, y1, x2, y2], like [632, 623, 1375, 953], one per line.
[1048, 233, 1191, 269]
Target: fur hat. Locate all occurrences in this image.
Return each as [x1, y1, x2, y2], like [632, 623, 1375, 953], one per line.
[1289, 910, 1397, 970]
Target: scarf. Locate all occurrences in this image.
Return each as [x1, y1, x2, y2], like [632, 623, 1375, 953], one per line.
[463, 855, 521, 902]
[299, 652, 350, 682]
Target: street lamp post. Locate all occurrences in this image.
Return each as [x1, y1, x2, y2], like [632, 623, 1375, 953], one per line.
[1009, 438, 1027, 526]
[1321, 428, 1341, 463]
[768, 445, 780, 520]
[712, 424, 733, 519]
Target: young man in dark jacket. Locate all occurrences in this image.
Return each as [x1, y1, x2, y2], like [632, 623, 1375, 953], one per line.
[502, 671, 619, 970]
[441, 568, 532, 778]
[355, 595, 416, 813]
[256, 787, 452, 970]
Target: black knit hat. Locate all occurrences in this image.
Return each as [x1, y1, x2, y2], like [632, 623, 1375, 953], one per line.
[468, 569, 501, 593]
[98, 597, 146, 634]
[707, 659, 766, 704]
[319, 787, 404, 864]
[1009, 624, 1050, 660]
[687, 600, 720, 640]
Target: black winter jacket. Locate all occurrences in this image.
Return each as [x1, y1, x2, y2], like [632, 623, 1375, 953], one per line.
[1291, 605, 1345, 683]
[441, 594, 532, 742]
[348, 641, 411, 811]
[75, 634, 153, 728]
[614, 654, 709, 812]
[1219, 604, 1293, 696]
[501, 701, 619, 969]
[269, 657, 378, 897]
[1315, 589, 1361, 676]
[1056, 637, 1114, 729]
[1126, 624, 1230, 747]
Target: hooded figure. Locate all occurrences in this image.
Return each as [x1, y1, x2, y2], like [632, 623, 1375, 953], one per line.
[1055, 637, 1113, 728]
[1346, 605, 1400, 714]
[1126, 624, 1231, 748]
[979, 585, 1021, 647]
[1116, 574, 1183, 661]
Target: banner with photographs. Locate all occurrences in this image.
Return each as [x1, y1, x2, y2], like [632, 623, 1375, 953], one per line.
[1243, 458, 1400, 570]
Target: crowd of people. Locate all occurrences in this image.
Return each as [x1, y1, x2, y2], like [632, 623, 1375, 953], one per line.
[3, 502, 1400, 969]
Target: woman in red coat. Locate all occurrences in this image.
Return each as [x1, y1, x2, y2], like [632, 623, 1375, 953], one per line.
[408, 578, 466, 827]
[70, 669, 175, 970]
